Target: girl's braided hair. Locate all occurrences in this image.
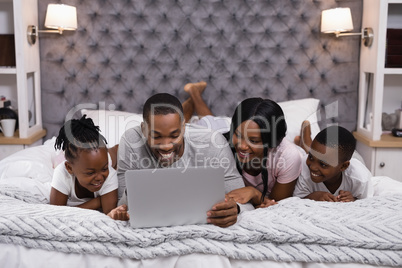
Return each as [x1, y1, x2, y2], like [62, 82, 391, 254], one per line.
[55, 115, 107, 162]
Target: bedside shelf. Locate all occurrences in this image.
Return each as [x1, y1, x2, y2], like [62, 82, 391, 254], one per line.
[354, 132, 402, 148]
[0, 67, 17, 74]
[0, 129, 46, 145]
[354, 132, 402, 182]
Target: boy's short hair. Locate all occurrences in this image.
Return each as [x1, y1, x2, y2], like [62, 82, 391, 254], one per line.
[142, 93, 184, 123]
[314, 125, 356, 162]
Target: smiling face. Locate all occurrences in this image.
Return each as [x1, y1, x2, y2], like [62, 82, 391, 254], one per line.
[65, 147, 109, 192]
[306, 140, 349, 185]
[231, 120, 264, 171]
[142, 113, 185, 166]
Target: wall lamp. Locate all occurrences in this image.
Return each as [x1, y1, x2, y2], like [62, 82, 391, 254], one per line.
[321, 7, 374, 47]
[27, 4, 77, 45]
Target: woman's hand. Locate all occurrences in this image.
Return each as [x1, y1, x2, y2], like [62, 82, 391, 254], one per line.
[255, 198, 278, 208]
[227, 186, 262, 205]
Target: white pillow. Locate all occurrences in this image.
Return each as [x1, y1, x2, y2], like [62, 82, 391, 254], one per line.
[81, 109, 143, 147]
[372, 176, 402, 196]
[81, 98, 320, 147]
[0, 178, 51, 203]
[278, 98, 320, 143]
[0, 137, 56, 183]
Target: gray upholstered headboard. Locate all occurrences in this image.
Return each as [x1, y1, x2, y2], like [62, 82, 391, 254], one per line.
[38, 0, 362, 139]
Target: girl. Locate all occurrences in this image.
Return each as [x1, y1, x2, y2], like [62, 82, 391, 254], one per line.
[50, 115, 118, 214]
[184, 82, 302, 208]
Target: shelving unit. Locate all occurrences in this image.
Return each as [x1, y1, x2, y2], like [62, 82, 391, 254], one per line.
[355, 0, 402, 181]
[0, 67, 17, 74]
[0, 0, 46, 160]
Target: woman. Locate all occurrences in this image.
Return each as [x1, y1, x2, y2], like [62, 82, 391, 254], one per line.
[184, 82, 302, 208]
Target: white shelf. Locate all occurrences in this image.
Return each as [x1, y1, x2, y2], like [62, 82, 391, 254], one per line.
[0, 67, 16, 74]
[383, 68, 402, 74]
[0, 0, 43, 140]
[356, 0, 402, 182]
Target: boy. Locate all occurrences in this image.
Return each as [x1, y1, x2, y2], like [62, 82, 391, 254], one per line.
[108, 93, 253, 227]
[293, 122, 373, 202]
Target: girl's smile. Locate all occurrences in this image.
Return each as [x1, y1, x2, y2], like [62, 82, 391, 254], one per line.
[65, 147, 109, 194]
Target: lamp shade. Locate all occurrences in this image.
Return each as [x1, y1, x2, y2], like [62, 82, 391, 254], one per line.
[321, 8, 353, 34]
[44, 4, 77, 31]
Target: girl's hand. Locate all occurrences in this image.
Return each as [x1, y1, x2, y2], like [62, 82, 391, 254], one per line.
[100, 189, 118, 215]
[77, 196, 101, 210]
[256, 198, 277, 208]
[107, 205, 130, 221]
[227, 186, 261, 205]
[337, 190, 355, 202]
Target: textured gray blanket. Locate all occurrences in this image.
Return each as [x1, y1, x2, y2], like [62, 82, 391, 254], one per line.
[0, 187, 401, 266]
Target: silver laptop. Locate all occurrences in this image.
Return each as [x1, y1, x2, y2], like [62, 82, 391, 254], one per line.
[125, 166, 225, 228]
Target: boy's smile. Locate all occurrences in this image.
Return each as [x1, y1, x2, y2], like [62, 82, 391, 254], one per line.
[142, 113, 185, 166]
[307, 140, 349, 186]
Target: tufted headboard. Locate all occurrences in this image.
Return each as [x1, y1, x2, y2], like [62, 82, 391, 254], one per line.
[38, 0, 362, 139]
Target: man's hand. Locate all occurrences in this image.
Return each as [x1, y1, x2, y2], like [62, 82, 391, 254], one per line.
[107, 204, 130, 221]
[306, 191, 337, 202]
[207, 196, 238, 228]
[337, 190, 355, 202]
[256, 198, 278, 208]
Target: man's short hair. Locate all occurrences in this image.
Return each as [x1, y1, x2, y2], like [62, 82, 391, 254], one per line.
[142, 93, 184, 123]
[314, 125, 356, 162]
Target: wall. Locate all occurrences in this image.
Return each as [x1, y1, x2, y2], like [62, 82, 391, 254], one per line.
[38, 0, 363, 139]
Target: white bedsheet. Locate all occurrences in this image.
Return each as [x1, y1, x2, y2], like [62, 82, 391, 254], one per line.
[0, 244, 396, 268]
[1, 139, 402, 267]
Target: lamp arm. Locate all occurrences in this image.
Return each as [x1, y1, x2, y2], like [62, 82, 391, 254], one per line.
[27, 25, 66, 45]
[37, 29, 64, 34]
[336, 32, 362, 37]
[334, 27, 374, 47]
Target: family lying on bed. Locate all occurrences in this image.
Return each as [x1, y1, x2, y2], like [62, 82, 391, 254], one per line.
[49, 81, 372, 228]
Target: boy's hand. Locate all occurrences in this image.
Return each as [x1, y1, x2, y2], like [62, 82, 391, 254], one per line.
[337, 190, 356, 202]
[256, 198, 278, 208]
[306, 191, 337, 202]
[207, 196, 238, 228]
[107, 204, 130, 221]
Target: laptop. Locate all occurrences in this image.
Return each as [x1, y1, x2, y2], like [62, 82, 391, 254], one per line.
[125, 166, 225, 228]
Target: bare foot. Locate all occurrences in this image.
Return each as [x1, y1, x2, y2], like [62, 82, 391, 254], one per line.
[184, 81, 207, 95]
[295, 120, 312, 153]
[183, 81, 212, 119]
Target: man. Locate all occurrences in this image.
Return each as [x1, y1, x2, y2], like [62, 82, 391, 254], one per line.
[108, 93, 253, 227]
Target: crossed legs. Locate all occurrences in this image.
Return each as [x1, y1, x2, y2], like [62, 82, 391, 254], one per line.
[182, 81, 213, 123]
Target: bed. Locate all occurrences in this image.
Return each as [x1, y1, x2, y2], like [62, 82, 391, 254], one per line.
[4, 0, 401, 266]
[1, 101, 402, 268]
